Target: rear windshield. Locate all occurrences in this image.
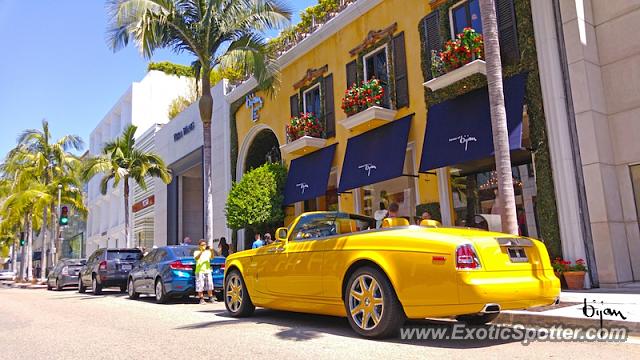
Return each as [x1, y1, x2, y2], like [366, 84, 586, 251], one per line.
[67, 264, 84, 269]
[171, 246, 198, 258]
[106, 250, 142, 261]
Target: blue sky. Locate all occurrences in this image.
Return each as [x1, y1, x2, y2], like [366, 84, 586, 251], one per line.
[0, 0, 315, 157]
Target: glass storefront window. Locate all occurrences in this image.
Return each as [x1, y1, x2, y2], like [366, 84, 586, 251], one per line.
[303, 171, 339, 212]
[631, 165, 640, 224]
[451, 163, 539, 237]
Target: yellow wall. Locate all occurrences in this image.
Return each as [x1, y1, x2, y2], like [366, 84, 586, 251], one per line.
[235, 0, 440, 215]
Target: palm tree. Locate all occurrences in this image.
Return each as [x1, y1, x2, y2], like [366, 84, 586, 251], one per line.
[83, 125, 171, 248]
[479, 0, 518, 234]
[12, 120, 83, 277]
[106, 0, 292, 243]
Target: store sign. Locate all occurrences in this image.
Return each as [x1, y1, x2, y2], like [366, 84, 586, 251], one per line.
[245, 93, 263, 122]
[358, 163, 377, 177]
[173, 122, 195, 142]
[296, 182, 309, 194]
[448, 134, 478, 151]
[133, 195, 155, 213]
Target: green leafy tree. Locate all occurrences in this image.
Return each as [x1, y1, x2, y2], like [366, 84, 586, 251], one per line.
[107, 0, 292, 243]
[225, 163, 286, 234]
[83, 125, 171, 248]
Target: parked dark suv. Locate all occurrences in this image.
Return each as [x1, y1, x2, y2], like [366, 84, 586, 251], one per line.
[79, 248, 143, 295]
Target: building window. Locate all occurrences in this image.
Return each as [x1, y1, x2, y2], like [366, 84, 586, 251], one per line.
[450, 0, 483, 37]
[363, 44, 391, 108]
[302, 83, 322, 118]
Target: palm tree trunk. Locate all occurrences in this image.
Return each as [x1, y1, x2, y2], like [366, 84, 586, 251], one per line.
[26, 213, 34, 281]
[40, 206, 48, 281]
[479, 0, 518, 234]
[199, 63, 214, 246]
[124, 176, 130, 248]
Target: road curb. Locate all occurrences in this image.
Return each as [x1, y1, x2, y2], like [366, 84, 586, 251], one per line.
[497, 311, 640, 335]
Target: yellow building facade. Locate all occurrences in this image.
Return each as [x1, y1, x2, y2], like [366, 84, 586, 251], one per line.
[234, 0, 441, 227]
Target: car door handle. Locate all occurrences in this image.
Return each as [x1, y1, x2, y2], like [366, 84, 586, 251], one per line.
[267, 247, 285, 253]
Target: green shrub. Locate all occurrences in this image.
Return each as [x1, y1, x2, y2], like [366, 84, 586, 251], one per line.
[225, 163, 287, 233]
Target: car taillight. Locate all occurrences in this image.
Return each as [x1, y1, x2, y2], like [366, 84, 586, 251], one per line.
[456, 244, 481, 270]
[169, 260, 192, 271]
[61, 266, 68, 276]
[99, 261, 107, 271]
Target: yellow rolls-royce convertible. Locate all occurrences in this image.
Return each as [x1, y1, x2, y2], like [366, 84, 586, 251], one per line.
[223, 212, 560, 338]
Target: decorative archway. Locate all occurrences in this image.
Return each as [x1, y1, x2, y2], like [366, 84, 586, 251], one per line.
[236, 124, 281, 180]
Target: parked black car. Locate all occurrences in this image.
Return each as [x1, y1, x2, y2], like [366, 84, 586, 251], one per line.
[47, 258, 86, 291]
[79, 248, 143, 295]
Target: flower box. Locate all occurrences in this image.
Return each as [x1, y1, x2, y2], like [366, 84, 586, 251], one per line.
[279, 136, 327, 156]
[339, 106, 398, 133]
[423, 59, 486, 91]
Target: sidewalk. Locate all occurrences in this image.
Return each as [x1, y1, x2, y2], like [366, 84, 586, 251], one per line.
[0, 280, 48, 289]
[497, 283, 640, 335]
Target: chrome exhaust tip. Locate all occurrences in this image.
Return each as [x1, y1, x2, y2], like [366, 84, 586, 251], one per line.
[481, 303, 501, 313]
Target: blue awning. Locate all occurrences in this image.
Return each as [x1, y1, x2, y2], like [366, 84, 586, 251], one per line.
[419, 73, 528, 172]
[284, 144, 337, 205]
[338, 115, 412, 192]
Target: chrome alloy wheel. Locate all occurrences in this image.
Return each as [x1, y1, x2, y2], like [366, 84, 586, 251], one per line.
[349, 274, 384, 331]
[226, 273, 243, 313]
[155, 281, 163, 301]
[128, 279, 135, 297]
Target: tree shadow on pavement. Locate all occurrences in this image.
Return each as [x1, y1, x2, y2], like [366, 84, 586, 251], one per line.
[175, 309, 521, 348]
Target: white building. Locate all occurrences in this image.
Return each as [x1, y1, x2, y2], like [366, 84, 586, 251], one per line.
[86, 70, 191, 254]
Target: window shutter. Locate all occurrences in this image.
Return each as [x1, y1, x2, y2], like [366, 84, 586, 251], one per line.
[290, 94, 300, 118]
[496, 0, 519, 65]
[392, 32, 409, 109]
[323, 74, 336, 138]
[346, 60, 358, 89]
[423, 10, 442, 80]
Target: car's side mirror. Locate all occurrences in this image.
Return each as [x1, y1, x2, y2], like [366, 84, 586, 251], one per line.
[276, 227, 288, 242]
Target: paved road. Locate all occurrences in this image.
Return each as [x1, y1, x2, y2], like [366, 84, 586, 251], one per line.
[1, 286, 639, 359]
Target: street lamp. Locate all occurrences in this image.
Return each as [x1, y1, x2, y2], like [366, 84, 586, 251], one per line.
[55, 184, 62, 261]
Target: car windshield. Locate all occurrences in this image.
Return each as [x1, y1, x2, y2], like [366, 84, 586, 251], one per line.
[106, 250, 142, 261]
[171, 246, 198, 258]
[291, 213, 375, 241]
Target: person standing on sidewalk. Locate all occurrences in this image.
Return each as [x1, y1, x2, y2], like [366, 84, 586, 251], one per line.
[194, 239, 214, 304]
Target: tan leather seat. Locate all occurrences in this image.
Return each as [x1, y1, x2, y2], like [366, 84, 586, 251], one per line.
[381, 217, 410, 228]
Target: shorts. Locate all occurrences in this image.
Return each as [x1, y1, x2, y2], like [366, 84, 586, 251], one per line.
[195, 272, 213, 292]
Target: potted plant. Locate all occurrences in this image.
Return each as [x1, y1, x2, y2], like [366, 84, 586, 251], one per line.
[431, 27, 484, 78]
[341, 78, 385, 116]
[563, 259, 587, 290]
[286, 112, 324, 142]
[551, 257, 570, 289]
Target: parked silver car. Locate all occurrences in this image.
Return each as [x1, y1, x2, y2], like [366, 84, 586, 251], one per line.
[47, 259, 86, 291]
[78, 248, 143, 295]
[0, 270, 16, 281]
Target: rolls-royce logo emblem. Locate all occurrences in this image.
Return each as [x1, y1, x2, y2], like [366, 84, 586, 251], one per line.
[296, 182, 309, 194]
[358, 163, 377, 177]
[449, 134, 478, 151]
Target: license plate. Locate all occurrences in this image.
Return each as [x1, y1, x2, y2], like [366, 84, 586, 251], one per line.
[507, 247, 528, 263]
[121, 264, 132, 271]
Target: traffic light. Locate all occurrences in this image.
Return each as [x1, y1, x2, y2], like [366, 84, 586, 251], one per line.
[59, 206, 69, 226]
[19, 232, 25, 246]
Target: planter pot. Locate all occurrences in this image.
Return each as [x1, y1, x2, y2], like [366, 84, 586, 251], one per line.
[279, 135, 327, 156]
[339, 106, 397, 133]
[423, 59, 486, 91]
[563, 271, 586, 290]
[554, 271, 568, 289]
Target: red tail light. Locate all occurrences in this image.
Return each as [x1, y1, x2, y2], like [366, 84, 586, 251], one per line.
[456, 244, 481, 270]
[169, 260, 193, 271]
[99, 261, 107, 271]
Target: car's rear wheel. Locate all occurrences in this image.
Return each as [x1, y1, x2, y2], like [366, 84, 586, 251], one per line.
[456, 313, 500, 325]
[78, 277, 86, 293]
[224, 270, 254, 317]
[47, 281, 52, 291]
[92, 276, 102, 295]
[344, 266, 405, 339]
[154, 279, 168, 304]
[127, 278, 139, 299]
[55, 279, 63, 291]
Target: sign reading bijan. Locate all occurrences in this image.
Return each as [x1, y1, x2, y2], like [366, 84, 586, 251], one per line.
[173, 122, 196, 142]
[132, 195, 155, 213]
